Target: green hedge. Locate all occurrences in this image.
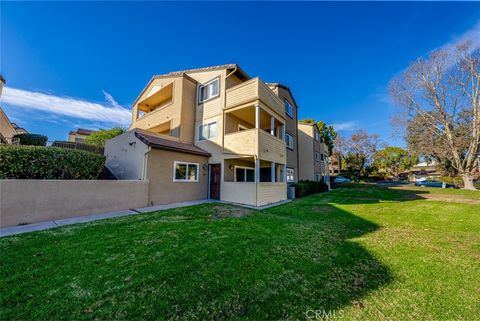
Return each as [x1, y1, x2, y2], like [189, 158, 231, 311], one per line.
[293, 180, 329, 198]
[0, 145, 106, 179]
[12, 133, 48, 146]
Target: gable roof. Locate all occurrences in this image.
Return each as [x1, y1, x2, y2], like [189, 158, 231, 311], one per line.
[134, 129, 211, 157]
[132, 64, 251, 107]
[267, 83, 299, 108]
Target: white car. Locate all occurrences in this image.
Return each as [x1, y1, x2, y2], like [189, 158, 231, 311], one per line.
[334, 176, 351, 184]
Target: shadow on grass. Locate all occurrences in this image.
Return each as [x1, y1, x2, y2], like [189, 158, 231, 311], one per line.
[1, 194, 393, 320]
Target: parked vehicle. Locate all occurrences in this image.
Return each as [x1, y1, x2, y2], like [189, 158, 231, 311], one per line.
[334, 176, 352, 184]
[414, 180, 456, 188]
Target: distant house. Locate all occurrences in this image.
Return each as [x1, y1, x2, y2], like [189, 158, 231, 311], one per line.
[68, 128, 95, 143]
[329, 152, 342, 176]
[0, 107, 28, 144]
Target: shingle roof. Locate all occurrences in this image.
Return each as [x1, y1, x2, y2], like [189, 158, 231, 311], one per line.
[134, 129, 211, 157]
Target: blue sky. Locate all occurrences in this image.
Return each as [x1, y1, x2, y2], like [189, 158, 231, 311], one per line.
[1, 2, 479, 145]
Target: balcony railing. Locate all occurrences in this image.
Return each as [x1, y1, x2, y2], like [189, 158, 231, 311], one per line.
[225, 78, 285, 118]
[223, 128, 286, 163]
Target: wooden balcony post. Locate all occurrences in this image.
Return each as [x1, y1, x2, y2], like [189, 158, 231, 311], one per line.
[255, 104, 260, 129]
[271, 162, 275, 182]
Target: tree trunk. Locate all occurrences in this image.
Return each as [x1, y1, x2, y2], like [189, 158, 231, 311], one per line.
[461, 173, 477, 190]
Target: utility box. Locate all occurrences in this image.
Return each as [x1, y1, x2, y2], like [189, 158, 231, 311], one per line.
[287, 186, 296, 199]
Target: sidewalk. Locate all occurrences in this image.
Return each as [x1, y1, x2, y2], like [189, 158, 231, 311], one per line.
[0, 199, 212, 237]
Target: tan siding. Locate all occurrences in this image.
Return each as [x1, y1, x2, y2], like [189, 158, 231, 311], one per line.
[258, 130, 286, 164]
[221, 182, 256, 206]
[257, 183, 287, 206]
[179, 78, 198, 143]
[223, 128, 258, 156]
[298, 124, 314, 180]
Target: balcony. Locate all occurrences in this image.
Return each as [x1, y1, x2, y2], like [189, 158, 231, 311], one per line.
[225, 77, 285, 119]
[223, 128, 286, 163]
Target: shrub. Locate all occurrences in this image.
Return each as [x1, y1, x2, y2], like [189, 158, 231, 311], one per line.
[294, 180, 329, 198]
[12, 133, 48, 146]
[0, 145, 106, 179]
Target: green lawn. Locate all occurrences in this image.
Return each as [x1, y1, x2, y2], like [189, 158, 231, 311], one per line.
[1, 185, 479, 320]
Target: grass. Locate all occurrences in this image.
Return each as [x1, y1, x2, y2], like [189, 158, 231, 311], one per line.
[1, 184, 479, 320]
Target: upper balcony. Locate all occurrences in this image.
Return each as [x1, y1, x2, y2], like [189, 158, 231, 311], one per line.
[225, 77, 285, 119]
[223, 128, 286, 164]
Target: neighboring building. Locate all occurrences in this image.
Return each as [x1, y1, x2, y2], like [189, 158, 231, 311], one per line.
[68, 128, 95, 143]
[0, 107, 28, 144]
[0, 74, 4, 97]
[297, 122, 330, 187]
[106, 64, 288, 207]
[268, 83, 299, 184]
[329, 152, 342, 175]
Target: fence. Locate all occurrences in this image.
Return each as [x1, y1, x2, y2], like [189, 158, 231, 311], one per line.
[0, 180, 149, 228]
[50, 141, 104, 155]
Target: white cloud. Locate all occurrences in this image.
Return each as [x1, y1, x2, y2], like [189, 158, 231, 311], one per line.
[331, 121, 358, 131]
[443, 20, 480, 52]
[1, 87, 131, 126]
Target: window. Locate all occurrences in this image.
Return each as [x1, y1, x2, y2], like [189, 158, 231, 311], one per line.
[320, 153, 325, 161]
[198, 78, 219, 103]
[198, 122, 217, 141]
[315, 151, 320, 162]
[285, 133, 294, 150]
[235, 166, 255, 182]
[287, 168, 295, 183]
[314, 131, 319, 141]
[174, 162, 198, 182]
[285, 99, 293, 117]
[315, 173, 321, 182]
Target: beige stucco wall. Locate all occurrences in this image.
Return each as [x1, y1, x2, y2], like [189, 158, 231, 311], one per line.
[104, 130, 149, 180]
[0, 180, 149, 227]
[145, 149, 209, 206]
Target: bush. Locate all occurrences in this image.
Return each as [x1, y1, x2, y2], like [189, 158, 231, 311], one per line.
[0, 145, 106, 179]
[12, 133, 48, 146]
[294, 180, 329, 198]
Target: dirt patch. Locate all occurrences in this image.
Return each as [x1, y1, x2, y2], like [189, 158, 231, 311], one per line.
[210, 205, 255, 221]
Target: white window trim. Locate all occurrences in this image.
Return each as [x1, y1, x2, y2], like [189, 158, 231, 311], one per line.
[286, 167, 295, 183]
[173, 161, 199, 182]
[234, 165, 255, 182]
[285, 99, 293, 118]
[198, 121, 217, 142]
[315, 151, 320, 162]
[285, 132, 294, 150]
[315, 173, 321, 182]
[197, 77, 220, 104]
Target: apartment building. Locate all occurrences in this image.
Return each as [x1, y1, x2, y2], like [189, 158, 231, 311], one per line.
[106, 64, 288, 207]
[68, 128, 95, 143]
[298, 122, 331, 187]
[105, 64, 329, 207]
[268, 83, 299, 184]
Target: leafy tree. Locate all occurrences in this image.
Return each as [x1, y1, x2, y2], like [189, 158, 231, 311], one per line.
[373, 146, 417, 179]
[300, 119, 337, 155]
[336, 129, 382, 179]
[389, 42, 480, 190]
[85, 127, 125, 146]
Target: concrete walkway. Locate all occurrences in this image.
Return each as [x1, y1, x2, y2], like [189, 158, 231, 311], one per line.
[0, 200, 212, 237]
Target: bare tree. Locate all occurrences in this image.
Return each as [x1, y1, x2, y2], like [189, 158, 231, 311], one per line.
[336, 129, 381, 179]
[390, 42, 480, 190]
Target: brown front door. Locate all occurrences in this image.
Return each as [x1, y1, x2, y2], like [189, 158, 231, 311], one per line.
[209, 164, 221, 200]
